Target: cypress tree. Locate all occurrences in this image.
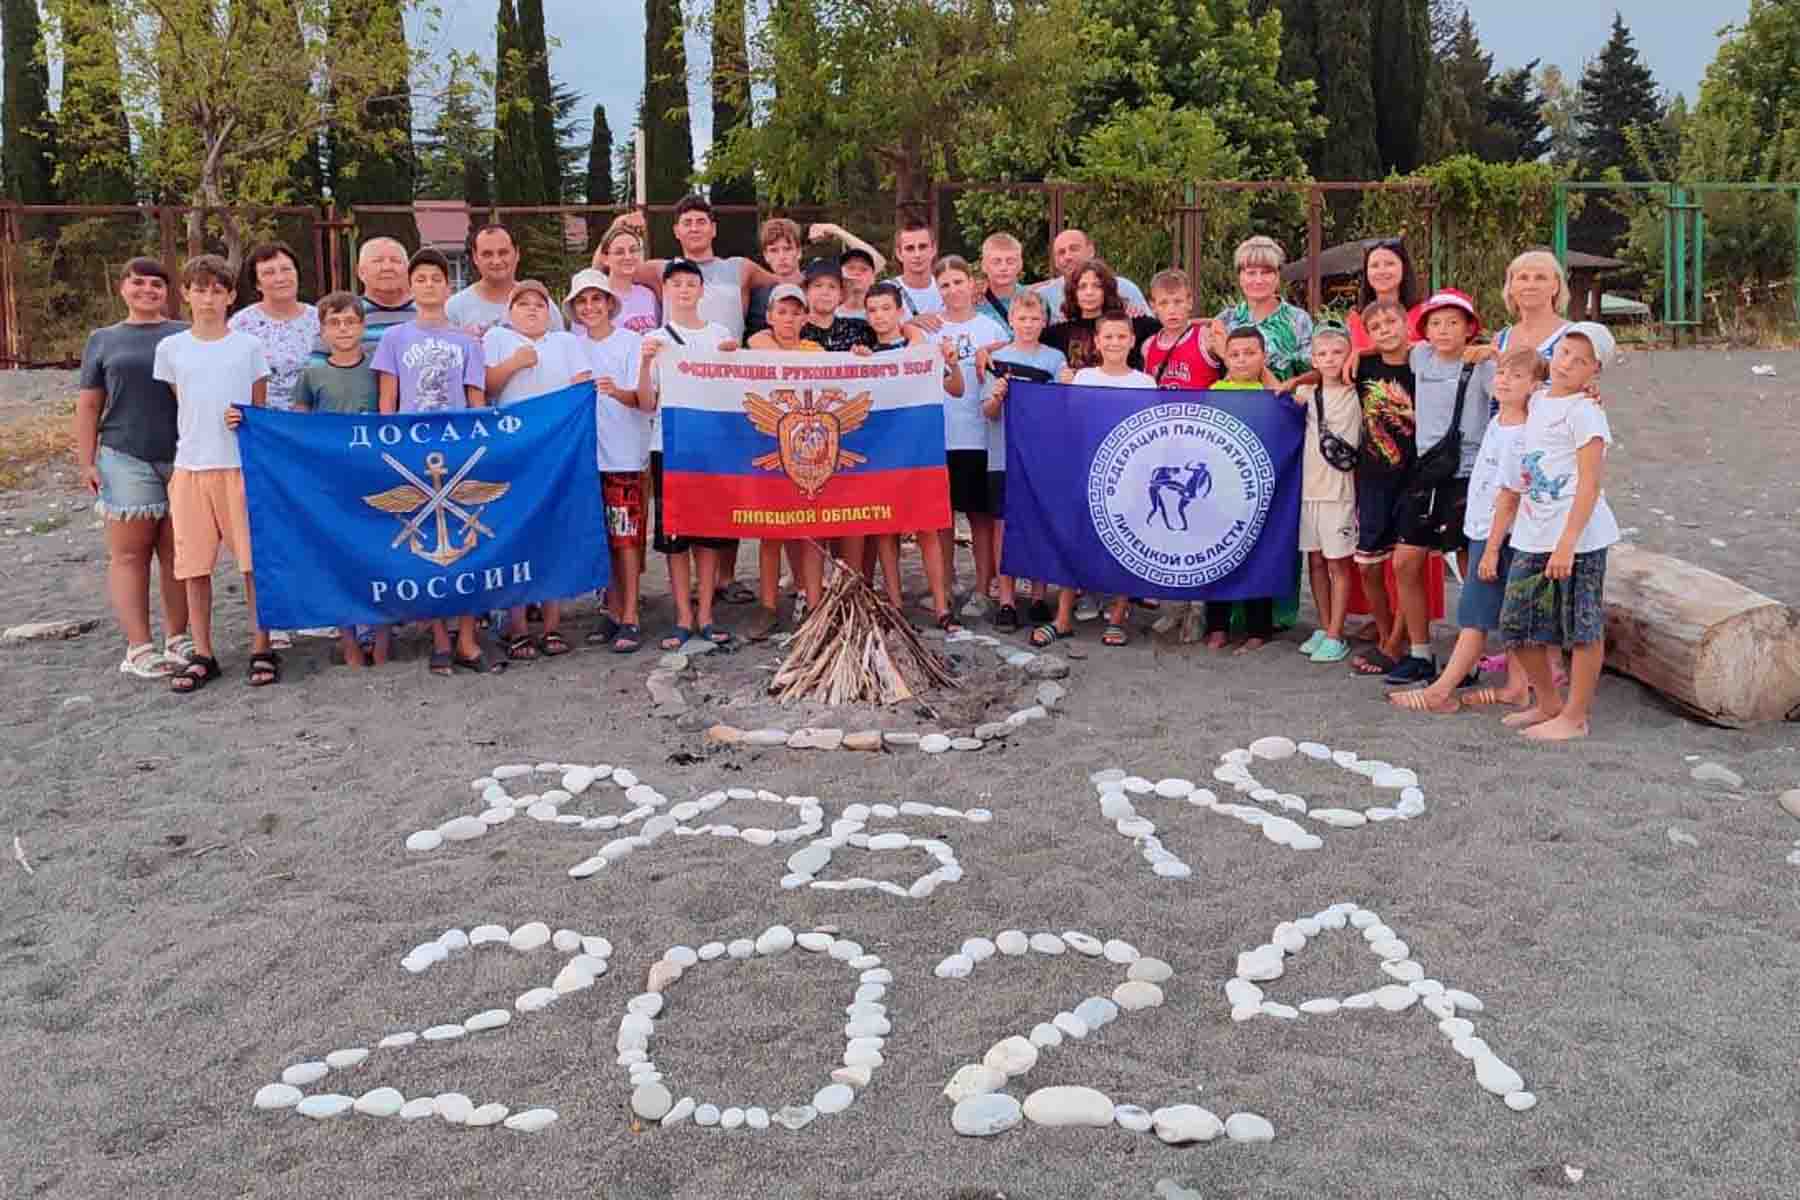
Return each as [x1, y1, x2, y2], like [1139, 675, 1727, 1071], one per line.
[1310, 1, 1382, 180]
[1482, 62, 1549, 163]
[709, 0, 754, 205]
[588, 104, 615, 205]
[2, 0, 58, 202]
[1370, 0, 1431, 173]
[642, 0, 693, 202]
[518, 0, 560, 202]
[492, 0, 546, 205]
[57, 0, 135, 202]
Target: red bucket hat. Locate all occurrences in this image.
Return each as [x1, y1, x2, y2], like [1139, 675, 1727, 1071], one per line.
[1411, 288, 1482, 340]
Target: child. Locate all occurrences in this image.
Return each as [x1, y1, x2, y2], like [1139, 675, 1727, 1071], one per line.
[484, 279, 592, 660]
[1140, 270, 1219, 391]
[973, 232, 1026, 326]
[638, 258, 741, 651]
[294, 290, 386, 668]
[1489, 322, 1620, 741]
[887, 218, 944, 318]
[154, 255, 272, 692]
[373, 248, 494, 676]
[1199, 327, 1277, 653]
[1344, 298, 1417, 678]
[930, 255, 1010, 627]
[837, 247, 878, 320]
[568, 271, 650, 655]
[1391, 347, 1544, 713]
[747, 285, 825, 352]
[744, 217, 805, 338]
[980, 288, 1064, 633]
[1036, 311, 1148, 648]
[800, 259, 876, 352]
[1292, 324, 1361, 664]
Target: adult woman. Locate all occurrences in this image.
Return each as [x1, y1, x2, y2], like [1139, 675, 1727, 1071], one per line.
[1210, 235, 1314, 381]
[75, 258, 193, 678]
[1346, 238, 1424, 352]
[1042, 258, 1159, 371]
[228, 241, 319, 411]
[592, 223, 661, 334]
[1485, 248, 1572, 363]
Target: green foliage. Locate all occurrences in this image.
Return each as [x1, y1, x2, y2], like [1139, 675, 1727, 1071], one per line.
[642, 0, 692, 201]
[493, 0, 542, 204]
[54, 0, 135, 202]
[1482, 63, 1548, 163]
[1369, 0, 1430, 173]
[417, 59, 491, 203]
[15, 216, 158, 363]
[708, 0, 754, 206]
[325, 0, 418, 208]
[587, 104, 614, 205]
[1576, 12, 1664, 179]
[517, 0, 561, 201]
[4, 0, 59, 202]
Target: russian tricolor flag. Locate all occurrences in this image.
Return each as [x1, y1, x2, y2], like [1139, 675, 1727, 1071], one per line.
[660, 347, 952, 539]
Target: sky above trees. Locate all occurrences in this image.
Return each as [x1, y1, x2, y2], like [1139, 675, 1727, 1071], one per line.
[427, 0, 1742, 176]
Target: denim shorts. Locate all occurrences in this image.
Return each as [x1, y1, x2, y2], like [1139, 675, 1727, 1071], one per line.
[1456, 537, 1512, 632]
[96, 445, 174, 520]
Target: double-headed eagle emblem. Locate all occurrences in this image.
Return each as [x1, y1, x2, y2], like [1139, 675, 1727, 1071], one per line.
[742, 387, 872, 498]
[362, 449, 511, 568]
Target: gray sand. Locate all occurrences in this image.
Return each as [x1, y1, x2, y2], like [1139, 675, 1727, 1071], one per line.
[2, 350, 1798, 1199]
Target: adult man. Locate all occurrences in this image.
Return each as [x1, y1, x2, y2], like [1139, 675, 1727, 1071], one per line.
[885, 217, 943, 317]
[1034, 227, 1149, 321]
[628, 195, 780, 339]
[446, 223, 566, 335]
[311, 236, 416, 361]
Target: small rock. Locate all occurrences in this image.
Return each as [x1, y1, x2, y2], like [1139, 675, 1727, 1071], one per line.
[1, 619, 95, 644]
[1113, 980, 1164, 1010]
[707, 724, 743, 744]
[281, 1062, 328, 1087]
[404, 829, 443, 852]
[950, 736, 984, 751]
[1028, 932, 1066, 955]
[1248, 735, 1297, 760]
[1224, 1111, 1275, 1142]
[843, 731, 884, 752]
[467, 1103, 509, 1127]
[1022, 1085, 1114, 1127]
[435, 1093, 474, 1124]
[884, 732, 922, 747]
[974, 722, 1012, 740]
[437, 815, 488, 842]
[296, 1094, 354, 1119]
[774, 1104, 817, 1130]
[1114, 1103, 1153, 1132]
[464, 1009, 511, 1032]
[952, 1093, 1023, 1136]
[1073, 996, 1119, 1029]
[1690, 761, 1744, 789]
[398, 1097, 437, 1121]
[744, 729, 790, 747]
[995, 930, 1029, 955]
[983, 1035, 1039, 1077]
[1152, 1104, 1222, 1143]
[719, 1107, 745, 1129]
[755, 925, 795, 955]
[1777, 789, 1800, 821]
[693, 1103, 720, 1126]
[1504, 1091, 1538, 1112]
[1474, 1054, 1524, 1096]
[253, 1083, 303, 1110]
[920, 733, 953, 754]
[509, 922, 551, 952]
[813, 1083, 855, 1114]
[658, 653, 689, 672]
[789, 727, 845, 750]
[631, 1082, 673, 1120]
[1129, 957, 1173, 983]
[1025, 654, 1070, 680]
[504, 1107, 558, 1132]
[745, 1106, 770, 1129]
[1007, 705, 1049, 726]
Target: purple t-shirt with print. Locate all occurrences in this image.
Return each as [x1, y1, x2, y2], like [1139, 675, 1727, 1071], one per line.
[371, 322, 486, 412]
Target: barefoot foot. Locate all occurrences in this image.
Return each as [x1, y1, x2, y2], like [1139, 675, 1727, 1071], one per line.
[1502, 706, 1558, 728]
[1520, 714, 1590, 741]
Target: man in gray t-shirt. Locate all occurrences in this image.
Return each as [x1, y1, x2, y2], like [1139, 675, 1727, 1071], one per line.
[78, 319, 190, 464]
[446, 224, 565, 335]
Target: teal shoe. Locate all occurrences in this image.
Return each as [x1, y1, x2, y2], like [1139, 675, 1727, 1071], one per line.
[1297, 629, 1326, 656]
[1310, 636, 1350, 663]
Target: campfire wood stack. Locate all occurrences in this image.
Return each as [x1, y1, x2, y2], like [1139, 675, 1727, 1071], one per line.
[770, 555, 959, 706]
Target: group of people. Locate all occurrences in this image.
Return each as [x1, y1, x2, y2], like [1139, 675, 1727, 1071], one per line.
[74, 197, 1621, 738]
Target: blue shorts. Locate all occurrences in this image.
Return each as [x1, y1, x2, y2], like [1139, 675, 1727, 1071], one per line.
[95, 445, 174, 520]
[1456, 538, 1512, 631]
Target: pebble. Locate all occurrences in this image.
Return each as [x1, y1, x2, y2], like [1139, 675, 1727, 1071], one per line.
[1438, 1017, 1474, 1039]
[1073, 996, 1119, 1029]
[952, 1092, 1023, 1136]
[950, 736, 984, 752]
[509, 922, 551, 952]
[1052, 1012, 1089, 1040]
[755, 925, 795, 955]
[1225, 978, 1264, 1008]
[920, 733, 953, 754]
[1026, 654, 1070, 679]
[1114, 1104, 1153, 1133]
[464, 1009, 511, 1032]
[281, 1062, 329, 1087]
[1372, 984, 1418, 1012]
[995, 930, 1029, 956]
[1691, 761, 1744, 788]
[833, 1065, 872, 1088]
[1453, 1036, 1492, 1060]
[774, 1104, 817, 1130]
[694, 1103, 721, 1126]
[1028, 1022, 1063, 1048]
[253, 1083, 303, 1109]
[746, 1106, 770, 1129]
[1504, 1090, 1538, 1112]
[438, 815, 489, 841]
[504, 1107, 559, 1132]
[398, 1098, 437, 1120]
[1474, 1054, 1525, 1096]
[813, 1083, 855, 1114]
[1299, 998, 1340, 1015]
[435, 1093, 473, 1124]
[727, 939, 755, 959]
[1103, 938, 1139, 963]
[1443, 988, 1484, 1012]
[884, 732, 922, 747]
[404, 830, 443, 852]
[983, 1035, 1039, 1077]
[720, 1106, 745, 1129]
[1028, 932, 1067, 955]
[935, 954, 975, 979]
[1129, 957, 1173, 983]
[1152, 1103, 1222, 1143]
[962, 937, 997, 961]
[1023, 1085, 1115, 1127]
[1666, 827, 1699, 848]
[1248, 736, 1297, 760]
[661, 1097, 695, 1127]
[1224, 1111, 1275, 1142]
[296, 1094, 354, 1119]
[468, 1103, 509, 1127]
[744, 729, 790, 747]
[1062, 931, 1104, 956]
[1113, 980, 1164, 1010]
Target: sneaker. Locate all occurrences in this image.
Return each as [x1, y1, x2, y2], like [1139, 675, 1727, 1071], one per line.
[1297, 629, 1326, 656]
[1074, 596, 1100, 622]
[1309, 636, 1350, 663]
[1384, 655, 1436, 685]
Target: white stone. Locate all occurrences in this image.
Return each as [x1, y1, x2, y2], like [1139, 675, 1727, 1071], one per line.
[1029, 1022, 1064, 1049]
[694, 1103, 721, 1126]
[755, 925, 795, 955]
[296, 1094, 354, 1119]
[253, 1083, 303, 1110]
[515, 987, 557, 1012]
[464, 1008, 511, 1032]
[656, 1097, 694, 1128]
[1298, 741, 1331, 759]
[935, 954, 975, 980]
[1372, 985, 1418, 1012]
[1152, 1104, 1222, 1144]
[1438, 1017, 1475, 1040]
[1225, 979, 1264, 1008]
[1114, 980, 1164, 1011]
[920, 733, 953, 754]
[631, 1082, 673, 1120]
[1074, 996, 1119, 1029]
[1504, 1090, 1538, 1112]
[1249, 736, 1297, 760]
[437, 815, 489, 842]
[1114, 1104, 1154, 1133]
[1299, 998, 1341, 1015]
[1444, 988, 1485, 1012]
[961, 937, 997, 961]
[832, 1065, 872, 1089]
[1310, 808, 1367, 828]
[1235, 947, 1285, 982]
[422, 1024, 465, 1042]
[1052, 1012, 1089, 1040]
[726, 939, 755, 960]
[404, 830, 443, 852]
[1102, 938, 1140, 964]
[1023, 1086, 1115, 1127]
[1028, 932, 1066, 955]
[1260, 1001, 1300, 1019]
[281, 1062, 328, 1087]
[398, 1098, 437, 1120]
[1062, 931, 1104, 956]
[719, 1106, 745, 1129]
[1381, 959, 1424, 984]
[984, 1035, 1039, 1078]
[468, 924, 509, 946]
[505, 1107, 559, 1132]
[1691, 761, 1744, 788]
[828, 939, 864, 961]
[1453, 1036, 1492, 1060]
[509, 922, 551, 952]
[1475, 1054, 1525, 1096]
[813, 1083, 856, 1114]
[745, 1106, 770, 1129]
[952, 1092, 1023, 1137]
[1130, 957, 1174, 983]
[1224, 1112, 1275, 1142]
[467, 1103, 508, 1127]
[435, 1093, 473, 1124]
[1372, 767, 1418, 789]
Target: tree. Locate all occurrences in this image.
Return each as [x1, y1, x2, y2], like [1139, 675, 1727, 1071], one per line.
[492, 0, 547, 204]
[708, 0, 754, 206]
[416, 60, 491, 204]
[518, 0, 560, 201]
[1536, 62, 1582, 165]
[1307, 1, 1382, 179]
[1576, 11, 1663, 178]
[1260, 0, 1425, 177]
[1426, 0, 1459, 54]
[4, 0, 58, 202]
[641, 0, 691, 201]
[551, 80, 587, 203]
[587, 103, 614, 205]
[52, 0, 135, 202]
[1482, 62, 1548, 163]
[1682, 0, 1800, 182]
[1370, 0, 1431, 172]
[1423, 8, 1491, 162]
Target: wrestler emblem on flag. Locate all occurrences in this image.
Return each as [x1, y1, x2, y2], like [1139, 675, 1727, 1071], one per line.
[743, 387, 871, 498]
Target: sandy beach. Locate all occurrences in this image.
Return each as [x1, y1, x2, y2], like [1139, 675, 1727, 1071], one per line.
[2, 349, 1797, 1199]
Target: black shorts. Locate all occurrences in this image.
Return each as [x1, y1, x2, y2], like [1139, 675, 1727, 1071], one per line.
[1395, 476, 1470, 553]
[649, 452, 732, 555]
[987, 470, 1007, 517]
[1354, 470, 1407, 561]
[947, 449, 990, 514]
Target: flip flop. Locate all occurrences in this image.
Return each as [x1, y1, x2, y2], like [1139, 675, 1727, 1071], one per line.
[453, 652, 506, 674]
[1029, 623, 1072, 648]
[506, 634, 540, 661]
[1462, 686, 1523, 708]
[612, 623, 643, 654]
[429, 650, 453, 677]
[1350, 649, 1397, 676]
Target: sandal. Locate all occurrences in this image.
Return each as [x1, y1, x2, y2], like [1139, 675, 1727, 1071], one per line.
[660, 626, 694, 652]
[506, 634, 541, 662]
[1389, 688, 1460, 714]
[247, 651, 281, 687]
[453, 652, 506, 674]
[120, 642, 175, 679]
[163, 634, 196, 666]
[699, 623, 733, 646]
[1029, 623, 1072, 649]
[585, 614, 621, 646]
[613, 623, 643, 654]
[537, 631, 572, 657]
[1350, 649, 1397, 676]
[935, 610, 964, 635]
[993, 603, 1019, 633]
[718, 580, 756, 605]
[1102, 623, 1130, 647]
[429, 650, 453, 677]
[1462, 686, 1524, 708]
[169, 654, 220, 695]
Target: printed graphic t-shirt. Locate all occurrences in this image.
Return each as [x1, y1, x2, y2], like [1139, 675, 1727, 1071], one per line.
[926, 312, 1010, 451]
[1354, 354, 1417, 476]
[1501, 390, 1620, 554]
[372, 322, 487, 413]
[983, 343, 1066, 471]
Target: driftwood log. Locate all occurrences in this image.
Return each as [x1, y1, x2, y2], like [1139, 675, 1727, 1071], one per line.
[1603, 544, 1800, 726]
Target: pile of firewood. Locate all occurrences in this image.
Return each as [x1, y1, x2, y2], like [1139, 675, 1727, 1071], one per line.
[769, 555, 959, 706]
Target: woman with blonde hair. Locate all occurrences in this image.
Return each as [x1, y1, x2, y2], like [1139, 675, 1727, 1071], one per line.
[1209, 234, 1315, 381]
[591, 221, 661, 334]
[1484, 248, 1572, 364]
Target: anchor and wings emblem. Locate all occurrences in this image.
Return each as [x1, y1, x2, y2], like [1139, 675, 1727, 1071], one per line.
[361, 448, 511, 568]
[742, 387, 872, 498]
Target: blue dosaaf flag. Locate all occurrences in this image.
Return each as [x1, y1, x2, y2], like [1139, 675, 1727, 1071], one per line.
[238, 384, 609, 629]
[1002, 384, 1304, 601]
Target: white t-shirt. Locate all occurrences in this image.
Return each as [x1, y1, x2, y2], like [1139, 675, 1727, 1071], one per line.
[1073, 366, 1156, 389]
[1463, 415, 1525, 542]
[481, 327, 589, 407]
[1501, 390, 1620, 554]
[926, 311, 1009, 451]
[152, 329, 270, 471]
[646, 319, 734, 455]
[887, 276, 943, 317]
[585, 328, 647, 472]
[446, 285, 566, 335]
[693, 258, 747, 340]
